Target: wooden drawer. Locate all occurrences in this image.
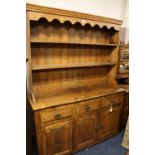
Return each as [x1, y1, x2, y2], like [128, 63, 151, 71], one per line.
[101, 94, 123, 108]
[40, 105, 75, 123]
[78, 99, 100, 114]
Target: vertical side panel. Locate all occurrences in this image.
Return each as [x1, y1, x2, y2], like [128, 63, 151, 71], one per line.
[26, 12, 32, 95]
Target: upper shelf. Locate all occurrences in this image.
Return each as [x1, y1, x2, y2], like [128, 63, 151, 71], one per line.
[32, 62, 116, 71]
[27, 4, 122, 31]
[31, 40, 119, 47]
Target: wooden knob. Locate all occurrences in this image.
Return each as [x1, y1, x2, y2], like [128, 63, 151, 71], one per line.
[85, 106, 91, 111]
[54, 114, 61, 119]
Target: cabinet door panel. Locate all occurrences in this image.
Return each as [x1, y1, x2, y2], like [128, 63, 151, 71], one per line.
[43, 121, 72, 155]
[99, 103, 122, 139]
[77, 112, 97, 149]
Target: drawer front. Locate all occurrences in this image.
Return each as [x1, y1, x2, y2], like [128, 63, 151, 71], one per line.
[78, 99, 100, 114]
[101, 94, 123, 108]
[40, 105, 75, 123]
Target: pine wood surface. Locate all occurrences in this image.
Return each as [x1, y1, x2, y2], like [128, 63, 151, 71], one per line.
[26, 3, 122, 31]
[31, 78, 124, 110]
[26, 3, 124, 155]
[32, 62, 116, 71]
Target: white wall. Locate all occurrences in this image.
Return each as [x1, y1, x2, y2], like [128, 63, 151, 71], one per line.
[27, 0, 123, 20]
[122, 0, 129, 28]
[121, 0, 129, 43]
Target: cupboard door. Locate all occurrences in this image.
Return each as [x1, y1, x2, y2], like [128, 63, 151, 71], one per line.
[77, 112, 97, 149]
[42, 121, 73, 155]
[120, 93, 129, 128]
[99, 102, 122, 139]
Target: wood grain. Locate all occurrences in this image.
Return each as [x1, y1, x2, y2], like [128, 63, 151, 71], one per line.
[32, 62, 115, 71]
[26, 3, 122, 31]
[26, 4, 124, 155]
[30, 20, 120, 44]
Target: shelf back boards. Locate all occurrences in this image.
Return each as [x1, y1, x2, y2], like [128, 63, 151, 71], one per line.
[26, 3, 122, 107]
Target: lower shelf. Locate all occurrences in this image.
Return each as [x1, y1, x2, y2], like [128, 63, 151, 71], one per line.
[116, 74, 129, 79]
[118, 84, 129, 93]
[30, 79, 124, 110]
[32, 62, 116, 71]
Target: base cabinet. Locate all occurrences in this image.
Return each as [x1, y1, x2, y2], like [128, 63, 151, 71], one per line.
[34, 93, 124, 155]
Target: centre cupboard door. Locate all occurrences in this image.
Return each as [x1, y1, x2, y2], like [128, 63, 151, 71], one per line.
[42, 121, 73, 155]
[77, 111, 98, 150]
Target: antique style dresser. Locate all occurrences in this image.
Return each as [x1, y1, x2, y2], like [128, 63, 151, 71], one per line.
[26, 4, 125, 155]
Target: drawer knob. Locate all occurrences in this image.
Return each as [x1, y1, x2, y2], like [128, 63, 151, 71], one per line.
[54, 114, 62, 119]
[85, 106, 91, 111]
